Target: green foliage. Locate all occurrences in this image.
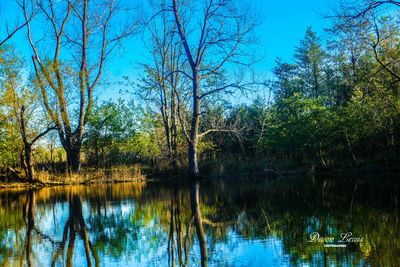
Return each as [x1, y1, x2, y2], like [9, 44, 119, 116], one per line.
[0, 45, 53, 168]
[83, 99, 162, 168]
[294, 27, 327, 98]
[210, 22, 400, 169]
[0, 45, 24, 166]
[1, 11, 400, 173]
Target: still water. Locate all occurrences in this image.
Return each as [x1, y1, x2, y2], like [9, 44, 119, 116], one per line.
[0, 175, 399, 266]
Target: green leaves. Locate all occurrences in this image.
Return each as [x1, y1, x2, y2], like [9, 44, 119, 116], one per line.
[83, 99, 163, 167]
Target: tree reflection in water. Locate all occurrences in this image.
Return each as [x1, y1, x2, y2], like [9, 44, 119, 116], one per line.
[23, 190, 35, 267]
[0, 176, 399, 266]
[51, 194, 99, 267]
[191, 182, 207, 267]
[167, 182, 208, 267]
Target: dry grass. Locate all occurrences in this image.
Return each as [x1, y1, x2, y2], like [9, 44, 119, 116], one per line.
[0, 165, 146, 188]
[38, 165, 145, 185]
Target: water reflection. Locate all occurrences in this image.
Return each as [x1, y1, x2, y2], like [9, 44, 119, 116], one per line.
[0, 175, 399, 266]
[190, 182, 207, 267]
[51, 194, 99, 267]
[24, 191, 35, 267]
[167, 187, 185, 266]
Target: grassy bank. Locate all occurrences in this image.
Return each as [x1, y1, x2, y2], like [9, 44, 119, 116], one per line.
[0, 165, 145, 189]
[1, 157, 399, 189]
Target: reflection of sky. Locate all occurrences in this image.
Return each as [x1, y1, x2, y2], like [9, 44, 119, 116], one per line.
[2, 174, 397, 267]
[0, 199, 363, 267]
[11, 200, 293, 267]
[208, 231, 290, 267]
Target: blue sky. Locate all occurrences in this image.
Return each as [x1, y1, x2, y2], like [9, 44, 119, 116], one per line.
[106, 0, 335, 101]
[255, 0, 333, 69]
[1, 0, 335, 101]
[107, 0, 335, 78]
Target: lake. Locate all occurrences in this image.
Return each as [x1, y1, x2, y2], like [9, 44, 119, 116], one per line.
[0, 174, 399, 266]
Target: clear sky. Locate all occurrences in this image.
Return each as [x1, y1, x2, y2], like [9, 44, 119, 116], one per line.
[107, 0, 335, 81]
[254, 0, 333, 70]
[1, 0, 336, 101]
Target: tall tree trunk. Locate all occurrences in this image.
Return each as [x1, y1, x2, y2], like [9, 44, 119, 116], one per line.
[188, 141, 199, 176]
[171, 93, 178, 171]
[190, 182, 207, 267]
[188, 74, 201, 176]
[24, 146, 35, 181]
[66, 148, 81, 173]
[63, 135, 82, 173]
[20, 106, 35, 181]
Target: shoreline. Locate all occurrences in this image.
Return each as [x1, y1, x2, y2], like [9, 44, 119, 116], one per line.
[1, 163, 399, 189]
[0, 176, 147, 189]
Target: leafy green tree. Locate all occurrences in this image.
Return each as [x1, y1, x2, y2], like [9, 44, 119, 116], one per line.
[84, 99, 137, 168]
[294, 27, 327, 99]
[0, 45, 55, 180]
[84, 99, 164, 168]
[0, 46, 23, 166]
[272, 58, 299, 101]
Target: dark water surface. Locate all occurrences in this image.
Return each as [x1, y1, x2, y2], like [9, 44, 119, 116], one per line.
[0, 174, 399, 266]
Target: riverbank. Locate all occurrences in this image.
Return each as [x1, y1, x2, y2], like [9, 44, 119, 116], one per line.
[1, 159, 399, 189]
[0, 165, 146, 189]
[194, 158, 400, 182]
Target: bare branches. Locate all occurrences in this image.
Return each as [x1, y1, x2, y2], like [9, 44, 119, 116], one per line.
[173, 0, 258, 75]
[350, 1, 400, 21]
[172, 0, 195, 69]
[139, 0, 191, 160]
[23, 0, 140, 128]
[369, 14, 400, 82]
[333, 0, 400, 28]
[31, 125, 57, 145]
[0, 0, 36, 46]
[199, 81, 252, 100]
[20, 0, 141, 172]
[0, 19, 29, 47]
[198, 128, 233, 138]
[332, 0, 400, 89]
[169, 0, 259, 174]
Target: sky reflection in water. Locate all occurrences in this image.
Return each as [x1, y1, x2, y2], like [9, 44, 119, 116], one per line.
[0, 174, 399, 266]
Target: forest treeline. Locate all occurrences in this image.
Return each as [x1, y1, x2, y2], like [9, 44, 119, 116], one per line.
[1, 0, 400, 180]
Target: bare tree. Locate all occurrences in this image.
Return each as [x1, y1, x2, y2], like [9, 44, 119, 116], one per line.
[139, 1, 186, 170]
[333, 1, 400, 90]
[20, 0, 140, 173]
[171, 0, 258, 176]
[0, 0, 35, 47]
[337, 0, 400, 23]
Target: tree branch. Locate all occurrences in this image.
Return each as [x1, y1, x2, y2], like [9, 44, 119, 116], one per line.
[31, 126, 58, 145]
